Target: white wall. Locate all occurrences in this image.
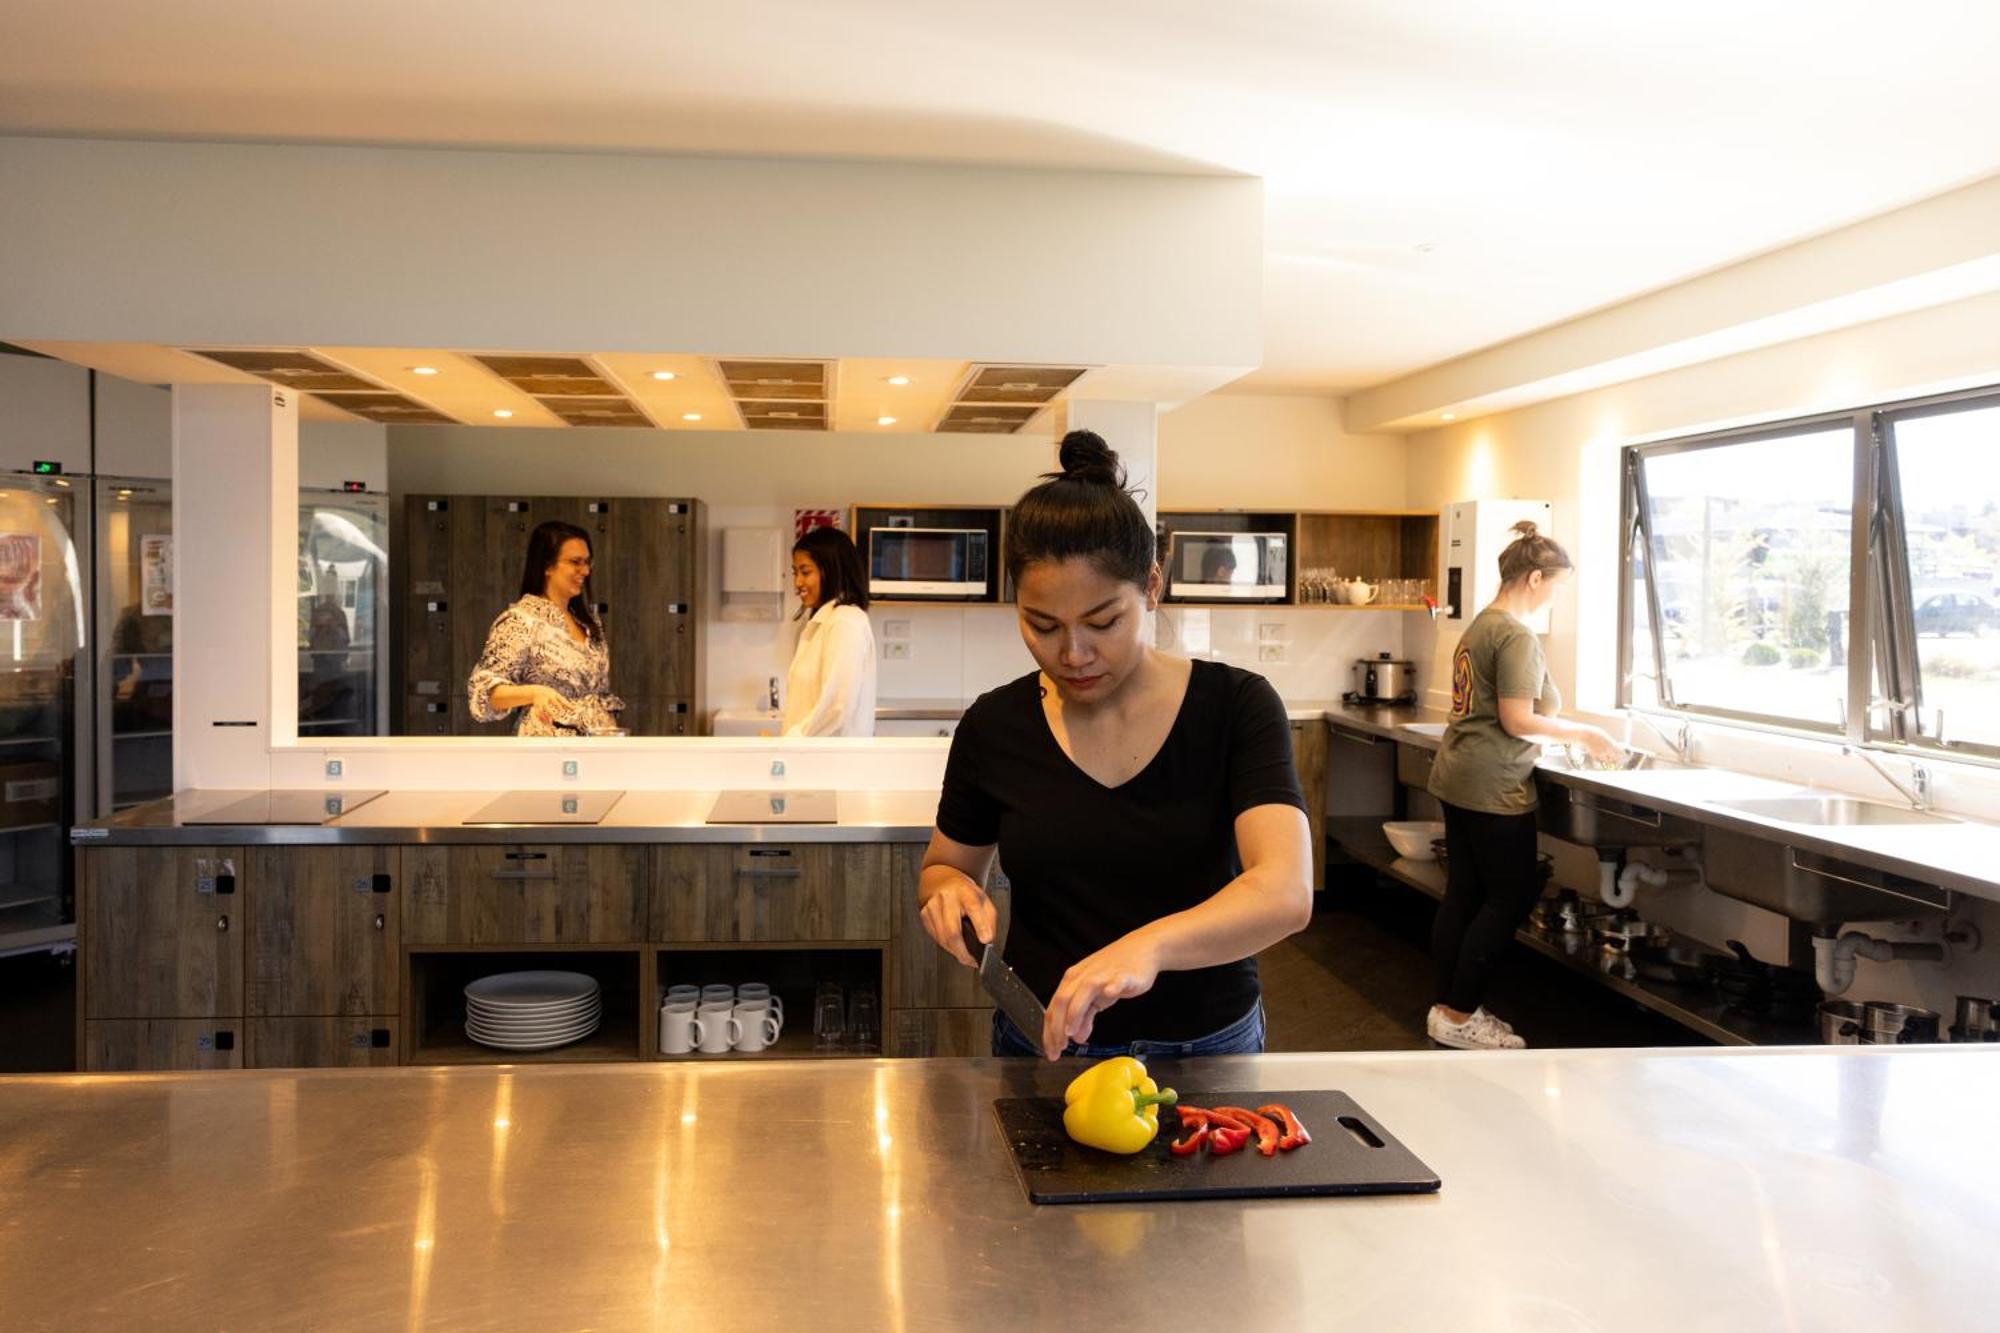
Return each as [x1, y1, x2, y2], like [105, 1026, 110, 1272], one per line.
[1159, 391, 1405, 510]
[0, 137, 1261, 375]
[0, 353, 88, 473]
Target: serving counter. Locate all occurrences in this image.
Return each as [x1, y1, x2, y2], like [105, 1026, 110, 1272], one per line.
[2, 1046, 1994, 1330]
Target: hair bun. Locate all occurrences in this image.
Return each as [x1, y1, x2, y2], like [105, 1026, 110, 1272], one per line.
[1510, 519, 1540, 539]
[1057, 429, 1124, 486]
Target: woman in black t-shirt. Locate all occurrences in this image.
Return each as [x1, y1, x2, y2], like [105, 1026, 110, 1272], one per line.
[917, 430, 1314, 1060]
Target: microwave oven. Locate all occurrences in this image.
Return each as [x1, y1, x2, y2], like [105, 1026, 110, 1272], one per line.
[868, 527, 990, 598]
[1165, 531, 1288, 601]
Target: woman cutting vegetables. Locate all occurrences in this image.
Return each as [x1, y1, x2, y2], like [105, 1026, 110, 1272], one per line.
[916, 430, 1314, 1061]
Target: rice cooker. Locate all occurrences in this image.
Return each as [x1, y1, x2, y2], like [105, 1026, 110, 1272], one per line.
[1350, 653, 1418, 704]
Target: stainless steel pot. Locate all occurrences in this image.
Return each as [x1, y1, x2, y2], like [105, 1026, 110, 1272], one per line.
[1818, 1000, 1867, 1045]
[1950, 995, 1996, 1042]
[1861, 1001, 1940, 1044]
[1351, 653, 1417, 702]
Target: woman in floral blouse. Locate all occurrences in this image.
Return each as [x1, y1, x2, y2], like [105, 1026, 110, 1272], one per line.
[468, 520, 625, 735]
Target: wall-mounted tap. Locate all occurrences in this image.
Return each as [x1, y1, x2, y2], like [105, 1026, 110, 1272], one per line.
[1840, 745, 1931, 811]
[766, 676, 781, 711]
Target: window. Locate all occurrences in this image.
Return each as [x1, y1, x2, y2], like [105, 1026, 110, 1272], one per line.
[1623, 422, 1855, 730]
[1881, 398, 2000, 752]
[1622, 387, 2000, 761]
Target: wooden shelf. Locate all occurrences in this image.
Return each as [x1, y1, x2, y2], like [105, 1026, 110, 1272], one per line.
[652, 1025, 877, 1062]
[413, 1016, 643, 1065]
[1325, 817, 1818, 1048]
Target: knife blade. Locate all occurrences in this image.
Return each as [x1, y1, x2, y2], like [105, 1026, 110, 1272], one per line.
[961, 916, 1049, 1047]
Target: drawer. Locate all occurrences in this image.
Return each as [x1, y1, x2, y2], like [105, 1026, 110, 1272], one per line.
[248, 1017, 400, 1069]
[85, 1019, 242, 1071]
[404, 845, 647, 944]
[651, 843, 896, 942]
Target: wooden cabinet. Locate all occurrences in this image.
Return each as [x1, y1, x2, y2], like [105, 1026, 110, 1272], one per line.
[889, 1009, 991, 1058]
[404, 844, 647, 944]
[890, 860, 1008, 1009]
[83, 845, 244, 1019]
[86, 1019, 242, 1071]
[249, 1017, 399, 1068]
[1290, 720, 1329, 891]
[246, 846, 399, 1016]
[398, 494, 702, 737]
[652, 844, 893, 942]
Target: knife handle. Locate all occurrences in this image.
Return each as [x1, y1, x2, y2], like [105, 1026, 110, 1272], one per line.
[959, 915, 985, 963]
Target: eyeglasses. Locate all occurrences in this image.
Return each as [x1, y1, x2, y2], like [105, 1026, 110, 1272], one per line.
[557, 557, 592, 570]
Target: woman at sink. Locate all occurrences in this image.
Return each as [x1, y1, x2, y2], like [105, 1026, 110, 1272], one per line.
[780, 526, 877, 737]
[467, 520, 625, 736]
[1425, 520, 1621, 1050]
[914, 430, 1312, 1060]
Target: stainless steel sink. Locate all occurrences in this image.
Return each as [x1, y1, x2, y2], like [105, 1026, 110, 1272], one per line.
[1710, 796, 1956, 827]
[1534, 778, 1703, 848]
[1702, 825, 1951, 923]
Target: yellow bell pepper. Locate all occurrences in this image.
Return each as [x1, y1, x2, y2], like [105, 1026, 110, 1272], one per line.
[1061, 1056, 1178, 1154]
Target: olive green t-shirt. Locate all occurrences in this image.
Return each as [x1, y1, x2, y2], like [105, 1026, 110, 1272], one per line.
[1426, 607, 1560, 814]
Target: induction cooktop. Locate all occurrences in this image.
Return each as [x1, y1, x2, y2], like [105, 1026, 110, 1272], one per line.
[182, 790, 386, 826]
[705, 790, 837, 824]
[462, 790, 625, 825]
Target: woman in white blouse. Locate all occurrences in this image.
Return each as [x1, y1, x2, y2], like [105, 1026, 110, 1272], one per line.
[781, 527, 877, 737]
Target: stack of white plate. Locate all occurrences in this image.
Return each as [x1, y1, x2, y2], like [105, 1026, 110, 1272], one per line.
[464, 970, 601, 1050]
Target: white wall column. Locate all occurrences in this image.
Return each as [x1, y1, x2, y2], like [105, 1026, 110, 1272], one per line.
[1052, 399, 1160, 530]
[172, 383, 296, 789]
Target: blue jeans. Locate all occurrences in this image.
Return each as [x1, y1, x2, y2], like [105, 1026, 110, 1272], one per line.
[990, 1000, 1266, 1059]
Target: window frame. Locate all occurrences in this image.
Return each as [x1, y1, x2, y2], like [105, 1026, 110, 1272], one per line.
[1618, 409, 1869, 737]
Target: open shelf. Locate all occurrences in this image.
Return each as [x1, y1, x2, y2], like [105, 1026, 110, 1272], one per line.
[654, 945, 885, 1059]
[407, 947, 645, 1065]
[1326, 816, 1818, 1047]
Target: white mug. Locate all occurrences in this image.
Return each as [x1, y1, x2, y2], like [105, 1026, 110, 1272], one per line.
[665, 985, 700, 1004]
[659, 1004, 700, 1055]
[694, 1010, 742, 1055]
[701, 984, 736, 1005]
[732, 1004, 783, 1052]
[735, 994, 784, 1034]
[736, 984, 784, 1026]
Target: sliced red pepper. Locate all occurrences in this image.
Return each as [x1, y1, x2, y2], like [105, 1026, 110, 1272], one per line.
[1207, 1125, 1251, 1156]
[1169, 1123, 1211, 1156]
[1200, 1106, 1256, 1132]
[1213, 1105, 1280, 1158]
[1175, 1106, 1213, 1129]
[1257, 1102, 1311, 1151]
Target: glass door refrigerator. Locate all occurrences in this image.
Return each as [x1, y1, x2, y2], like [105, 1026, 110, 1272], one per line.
[0, 473, 83, 961]
[298, 489, 390, 737]
[95, 477, 175, 814]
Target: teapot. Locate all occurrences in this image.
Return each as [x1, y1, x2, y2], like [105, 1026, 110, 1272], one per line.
[1342, 578, 1376, 606]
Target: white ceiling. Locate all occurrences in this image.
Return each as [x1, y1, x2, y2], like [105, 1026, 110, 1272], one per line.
[5, 1, 1999, 396]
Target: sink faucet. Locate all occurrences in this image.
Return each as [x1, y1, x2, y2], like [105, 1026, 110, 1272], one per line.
[766, 676, 781, 711]
[1628, 712, 1692, 764]
[1841, 745, 1931, 811]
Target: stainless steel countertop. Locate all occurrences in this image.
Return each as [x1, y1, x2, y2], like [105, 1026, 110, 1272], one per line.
[2, 1047, 1995, 1331]
[1319, 702, 2000, 899]
[75, 788, 941, 845]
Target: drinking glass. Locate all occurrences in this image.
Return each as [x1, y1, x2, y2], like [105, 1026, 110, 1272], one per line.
[848, 987, 880, 1054]
[814, 985, 846, 1051]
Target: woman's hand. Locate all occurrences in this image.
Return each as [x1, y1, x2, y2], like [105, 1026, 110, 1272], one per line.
[1577, 725, 1624, 765]
[522, 685, 570, 725]
[1042, 933, 1163, 1062]
[918, 874, 999, 968]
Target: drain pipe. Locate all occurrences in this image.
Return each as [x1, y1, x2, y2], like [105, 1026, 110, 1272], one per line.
[1813, 930, 1944, 995]
[1601, 849, 1703, 909]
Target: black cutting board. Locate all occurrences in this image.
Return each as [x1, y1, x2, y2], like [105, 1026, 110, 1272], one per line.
[993, 1089, 1441, 1205]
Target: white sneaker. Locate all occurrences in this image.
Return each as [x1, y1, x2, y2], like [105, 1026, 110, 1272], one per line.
[1475, 1006, 1517, 1035]
[1427, 1005, 1527, 1050]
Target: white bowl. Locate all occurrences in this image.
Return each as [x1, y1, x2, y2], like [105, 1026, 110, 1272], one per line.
[1382, 820, 1446, 860]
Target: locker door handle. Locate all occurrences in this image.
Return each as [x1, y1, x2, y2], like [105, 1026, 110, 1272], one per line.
[374, 913, 386, 931]
[216, 915, 230, 933]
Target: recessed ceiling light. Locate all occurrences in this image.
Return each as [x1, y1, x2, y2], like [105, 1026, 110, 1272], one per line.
[877, 416, 897, 427]
[492, 409, 514, 419]
[682, 412, 702, 422]
[410, 365, 440, 376]
[885, 375, 910, 386]
[1440, 412, 1456, 422]
[651, 371, 677, 382]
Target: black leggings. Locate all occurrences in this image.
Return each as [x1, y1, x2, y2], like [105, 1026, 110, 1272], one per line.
[1432, 801, 1544, 1013]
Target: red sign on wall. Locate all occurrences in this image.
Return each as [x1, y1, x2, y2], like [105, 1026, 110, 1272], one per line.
[794, 508, 843, 541]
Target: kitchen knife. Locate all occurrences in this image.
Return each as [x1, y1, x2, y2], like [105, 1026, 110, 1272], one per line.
[961, 917, 1049, 1047]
